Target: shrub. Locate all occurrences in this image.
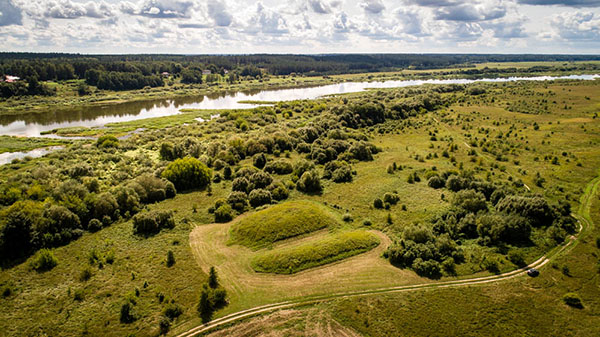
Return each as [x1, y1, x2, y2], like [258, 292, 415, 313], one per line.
[79, 267, 93, 281]
[373, 198, 384, 209]
[159, 316, 171, 335]
[428, 176, 446, 189]
[163, 303, 183, 319]
[249, 189, 272, 208]
[412, 258, 442, 278]
[132, 210, 175, 235]
[214, 204, 234, 223]
[96, 135, 119, 148]
[252, 153, 267, 169]
[162, 157, 212, 191]
[296, 170, 322, 194]
[160, 142, 176, 161]
[343, 213, 353, 222]
[452, 189, 487, 213]
[267, 182, 289, 201]
[483, 257, 500, 274]
[120, 302, 136, 323]
[30, 249, 58, 272]
[264, 159, 293, 175]
[332, 165, 353, 183]
[166, 250, 175, 267]
[562, 292, 583, 308]
[508, 249, 526, 267]
[90, 193, 119, 221]
[88, 218, 102, 232]
[227, 191, 248, 212]
[248, 171, 273, 190]
[292, 160, 315, 180]
[383, 192, 399, 205]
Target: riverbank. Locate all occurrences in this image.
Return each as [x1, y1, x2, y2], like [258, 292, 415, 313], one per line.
[1, 61, 598, 117]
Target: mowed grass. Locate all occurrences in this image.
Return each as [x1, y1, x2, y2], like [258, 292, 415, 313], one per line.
[228, 200, 340, 249]
[251, 231, 380, 274]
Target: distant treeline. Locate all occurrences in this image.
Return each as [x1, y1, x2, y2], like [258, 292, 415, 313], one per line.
[0, 53, 599, 96]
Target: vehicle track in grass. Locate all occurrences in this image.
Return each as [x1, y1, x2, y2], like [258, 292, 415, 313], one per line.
[175, 174, 599, 337]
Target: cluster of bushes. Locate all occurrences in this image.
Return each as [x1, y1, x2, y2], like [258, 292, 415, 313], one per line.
[0, 170, 177, 263]
[384, 224, 463, 278]
[374, 192, 400, 209]
[132, 210, 175, 236]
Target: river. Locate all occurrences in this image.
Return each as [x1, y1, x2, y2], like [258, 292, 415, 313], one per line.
[0, 73, 598, 137]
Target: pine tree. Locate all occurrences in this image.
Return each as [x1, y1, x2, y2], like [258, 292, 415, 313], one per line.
[208, 266, 218, 289]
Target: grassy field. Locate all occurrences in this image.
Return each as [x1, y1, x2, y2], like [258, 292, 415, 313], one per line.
[251, 230, 380, 274]
[0, 136, 72, 154]
[228, 200, 341, 249]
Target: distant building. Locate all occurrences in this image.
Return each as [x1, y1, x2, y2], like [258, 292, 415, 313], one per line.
[202, 70, 212, 75]
[3, 75, 20, 83]
[161, 72, 170, 77]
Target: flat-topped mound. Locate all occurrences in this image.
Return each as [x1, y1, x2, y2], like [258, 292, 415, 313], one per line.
[251, 231, 380, 274]
[228, 200, 339, 249]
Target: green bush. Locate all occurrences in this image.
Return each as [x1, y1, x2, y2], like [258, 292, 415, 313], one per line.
[562, 292, 583, 308]
[296, 170, 322, 194]
[96, 135, 119, 148]
[120, 302, 136, 323]
[30, 249, 58, 272]
[162, 157, 212, 191]
[373, 198, 384, 209]
[227, 191, 248, 212]
[214, 204, 234, 223]
[132, 210, 175, 235]
[166, 250, 175, 267]
[249, 189, 272, 208]
[264, 159, 293, 175]
[383, 192, 399, 205]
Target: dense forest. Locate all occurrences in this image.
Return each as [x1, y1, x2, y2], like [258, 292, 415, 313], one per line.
[1, 53, 600, 98]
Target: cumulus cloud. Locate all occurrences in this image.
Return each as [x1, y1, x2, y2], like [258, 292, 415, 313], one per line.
[0, 0, 23, 26]
[518, 0, 600, 7]
[550, 11, 600, 40]
[207, 1, 232, 27]
[436, 5, 506, 21]
[359, 0, 385, 14]
[245, 2, 289, 35]
[43, 1, 114, 19]
[122, 0, 197, 19]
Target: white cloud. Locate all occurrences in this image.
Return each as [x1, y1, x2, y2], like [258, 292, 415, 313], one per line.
[359, 0, 385, 14]
[0, 0, 598, 53]
[549, 11, 600, 40]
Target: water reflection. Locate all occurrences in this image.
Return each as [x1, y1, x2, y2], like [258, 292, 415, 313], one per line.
[0, 146, 64, 166]
[0, 74, 597, 137]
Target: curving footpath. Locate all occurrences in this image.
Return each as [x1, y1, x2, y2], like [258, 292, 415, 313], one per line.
[175, 175, 599, 337]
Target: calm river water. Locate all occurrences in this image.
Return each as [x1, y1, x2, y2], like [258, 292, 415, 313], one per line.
[0, 74, 598, 137]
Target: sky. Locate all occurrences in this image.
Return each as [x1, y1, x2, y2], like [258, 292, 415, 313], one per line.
[0, 0, 599, 54]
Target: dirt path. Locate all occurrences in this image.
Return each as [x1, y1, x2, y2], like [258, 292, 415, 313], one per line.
[173, 174, 600, 337]
[188, 220, 413, 305]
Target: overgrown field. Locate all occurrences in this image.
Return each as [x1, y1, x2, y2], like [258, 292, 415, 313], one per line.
[0, 71, 599, 336]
